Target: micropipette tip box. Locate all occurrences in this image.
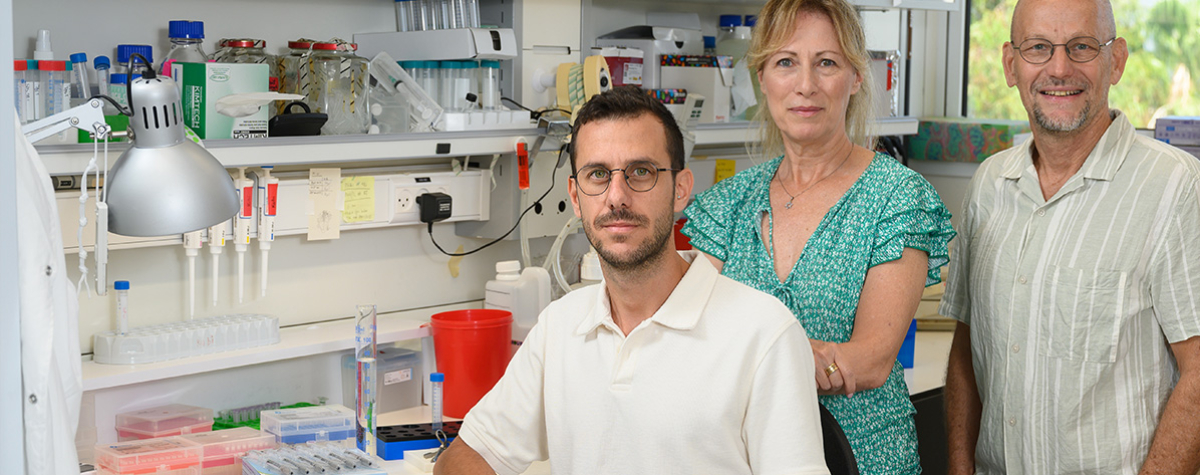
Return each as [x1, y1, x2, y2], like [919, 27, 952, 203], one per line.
[375, 421, 461, 460]
[93, 314, 280, 365]
[178, 427, 276, 475]
[94, 437, 202, 475]
[116, 404, 214, 442]
[260, 404, 356, 447]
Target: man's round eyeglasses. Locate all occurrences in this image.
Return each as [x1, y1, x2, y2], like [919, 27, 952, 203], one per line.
[571, 161, 681, 196]
[1013, 36, 1116, 64]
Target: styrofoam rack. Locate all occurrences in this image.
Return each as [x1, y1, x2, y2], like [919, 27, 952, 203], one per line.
[93, 314, 280, 365]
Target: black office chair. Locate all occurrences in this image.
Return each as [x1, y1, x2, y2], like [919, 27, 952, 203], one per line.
[820, 403, 859, 475]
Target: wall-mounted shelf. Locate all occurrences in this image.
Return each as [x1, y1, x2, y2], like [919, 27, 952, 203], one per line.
[34, 129, 546, 176]
[693, 116, 919, 147]
[80, 301, 480, 392]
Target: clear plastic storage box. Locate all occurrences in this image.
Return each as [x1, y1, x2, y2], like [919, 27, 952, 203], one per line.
[260, 404, 356, 446]
[178, 427, 276, 475]
[95, 437, 202, 475]
[341, 343, 424, 414]
[116, 404, 214, 441]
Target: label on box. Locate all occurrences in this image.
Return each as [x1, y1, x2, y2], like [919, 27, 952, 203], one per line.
[384, 368, 413, 386]
[177, 62, 269, 140]
[623, 63, 644, 85]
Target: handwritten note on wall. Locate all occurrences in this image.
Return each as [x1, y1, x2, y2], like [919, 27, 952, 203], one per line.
[341, 176, 375, 223]
[714, 159, 737, 183]
[308, 168, 341, 240]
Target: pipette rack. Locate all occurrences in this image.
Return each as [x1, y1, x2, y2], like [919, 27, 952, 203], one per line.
[93, 314, 280, 365]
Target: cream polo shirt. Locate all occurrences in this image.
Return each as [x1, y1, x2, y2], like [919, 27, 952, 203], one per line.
[458, 252, 829, 475]
[940, 111, 1200, 474]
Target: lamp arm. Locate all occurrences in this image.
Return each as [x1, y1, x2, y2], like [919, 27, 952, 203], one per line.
[20, 99, 111, 144]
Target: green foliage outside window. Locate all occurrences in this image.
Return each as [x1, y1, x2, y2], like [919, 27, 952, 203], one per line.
[967, 0, 1200, 128]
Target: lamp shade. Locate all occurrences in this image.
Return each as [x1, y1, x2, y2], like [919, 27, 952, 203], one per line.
[105, 74, 239, 236]
[106, 141, 239, 236]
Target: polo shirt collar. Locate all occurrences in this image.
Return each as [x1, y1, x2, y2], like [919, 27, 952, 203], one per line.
[1000, 109, 1135, 182]
[574, 250, 718, 336]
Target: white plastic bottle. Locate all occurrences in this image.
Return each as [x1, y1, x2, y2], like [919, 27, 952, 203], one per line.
[572, 247, 602, 290]
[485, 260, 550, 346]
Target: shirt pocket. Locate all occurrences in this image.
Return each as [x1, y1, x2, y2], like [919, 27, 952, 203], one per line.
[1038, 265, 1127, 364]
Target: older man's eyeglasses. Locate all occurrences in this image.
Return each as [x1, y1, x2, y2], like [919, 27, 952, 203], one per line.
[1014, 36, 1116, 64]
[572, 161, 681, 196]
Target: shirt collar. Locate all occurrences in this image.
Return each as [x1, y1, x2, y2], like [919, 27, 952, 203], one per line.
[1000, 109, 1136, 182]
[574, 250, 719, 336]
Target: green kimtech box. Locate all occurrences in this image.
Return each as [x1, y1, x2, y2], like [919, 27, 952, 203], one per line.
[906, 117, 1030, 163]
[173, 62, 269, 140]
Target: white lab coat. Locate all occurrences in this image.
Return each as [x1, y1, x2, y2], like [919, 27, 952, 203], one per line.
[16, 113, 83, 474]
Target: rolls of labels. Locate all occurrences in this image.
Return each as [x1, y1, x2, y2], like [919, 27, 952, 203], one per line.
[555, 55, 612, 112]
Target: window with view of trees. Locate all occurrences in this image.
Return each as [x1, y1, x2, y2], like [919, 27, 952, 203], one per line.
[967, 0, 1200, 128]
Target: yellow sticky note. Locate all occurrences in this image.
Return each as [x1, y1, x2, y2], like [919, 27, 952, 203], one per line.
[341, 176, 375, 223]
[714, 159, 737, 183]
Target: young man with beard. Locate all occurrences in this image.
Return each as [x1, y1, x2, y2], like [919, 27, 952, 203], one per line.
[941, 0, 1200, 473]
[434, 87, 829, 475]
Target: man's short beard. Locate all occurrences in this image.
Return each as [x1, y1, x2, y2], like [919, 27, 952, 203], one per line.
[1033, 98, 1091, 133]
[584, 208, 674, 273]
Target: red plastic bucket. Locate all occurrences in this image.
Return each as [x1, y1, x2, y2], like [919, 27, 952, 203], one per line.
[430, 309, 513, 418]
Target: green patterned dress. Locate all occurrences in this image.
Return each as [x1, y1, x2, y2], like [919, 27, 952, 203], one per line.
[682, 153, 955, 474]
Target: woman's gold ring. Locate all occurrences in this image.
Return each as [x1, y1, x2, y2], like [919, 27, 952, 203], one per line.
[824, 363, 839, 376]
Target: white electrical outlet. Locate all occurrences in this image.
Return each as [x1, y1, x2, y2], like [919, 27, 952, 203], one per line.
[395, 187, 416, 213]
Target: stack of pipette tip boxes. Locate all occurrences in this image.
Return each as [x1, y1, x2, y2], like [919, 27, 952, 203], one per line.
[116, 404, 215, 441]
[260, 404, 357, 448]
[93, 314, 280, 365]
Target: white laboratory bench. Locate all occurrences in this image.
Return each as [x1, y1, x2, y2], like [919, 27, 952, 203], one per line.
[374, 330, 954, 475]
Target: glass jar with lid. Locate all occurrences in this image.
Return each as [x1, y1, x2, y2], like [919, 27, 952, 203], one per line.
[220, 38, 279, 92]
[309, 40, 370, 135]
[277, 38, 318, 115]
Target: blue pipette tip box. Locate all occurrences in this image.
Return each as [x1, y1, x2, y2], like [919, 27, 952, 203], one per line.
[375, 421, 461, 460]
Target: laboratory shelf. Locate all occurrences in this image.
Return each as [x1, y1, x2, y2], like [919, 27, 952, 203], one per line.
[34, 128, 546, 176]
[80, 300, 480, 392]
[693, 116, 920, 147]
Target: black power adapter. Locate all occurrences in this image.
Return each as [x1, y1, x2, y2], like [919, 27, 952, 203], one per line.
[417, 192, 452, 223]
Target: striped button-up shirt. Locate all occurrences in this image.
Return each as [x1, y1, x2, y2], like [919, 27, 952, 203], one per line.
[940, 110, 1200, 474]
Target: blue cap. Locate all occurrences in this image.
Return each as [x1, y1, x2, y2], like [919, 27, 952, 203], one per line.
[117, 45, 154, 65]
[744, 15, 757, 27]
[114, 280, 130, 290]
[70, 52, 87, 64]
[168, 20, 205, 39]
[440, 60, 458, 69]
[430, 372, 444, 382]
[703, 36, 716, 49]
[399, 60, 420, 69]
[66, 62, 73, 71]
[462, 61, 479, 69]
[719, 15, 742, 27]
[481, 60, 500, 68]
[94, 55, 110, 70]
[25, 59, 37, 69]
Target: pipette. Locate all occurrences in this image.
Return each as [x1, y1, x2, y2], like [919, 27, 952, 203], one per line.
[183, 229, 203, 319]
[208, 220, 228, 307]
[233, 167, 254, 303]
[257, 166, 278, 298]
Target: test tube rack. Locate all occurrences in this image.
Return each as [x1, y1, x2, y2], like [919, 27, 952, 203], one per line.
[93, 314, 280, 365]
[375, 421, 461, 460]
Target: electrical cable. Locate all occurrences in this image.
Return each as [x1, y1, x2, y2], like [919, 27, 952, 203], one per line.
[500, 96, 569, 120]
[427, 144, 567, 257]
[87, 94, 132, 117]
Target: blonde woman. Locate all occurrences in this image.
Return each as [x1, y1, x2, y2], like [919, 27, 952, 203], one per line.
[683, 0, 955, 472]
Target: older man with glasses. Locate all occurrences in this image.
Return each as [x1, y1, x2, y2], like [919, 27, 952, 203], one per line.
[941, 0, 1200, 473]
[433, 86, 830, 475]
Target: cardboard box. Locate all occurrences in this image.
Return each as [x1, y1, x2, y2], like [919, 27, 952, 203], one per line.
[173, 62, 269, 140]
[1155, 116, 1200, 146]
[906, 118, 1030, 162]
[659, 64, 732, 123]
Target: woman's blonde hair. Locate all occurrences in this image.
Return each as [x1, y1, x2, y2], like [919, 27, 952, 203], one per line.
[747, 0, 876, 158]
